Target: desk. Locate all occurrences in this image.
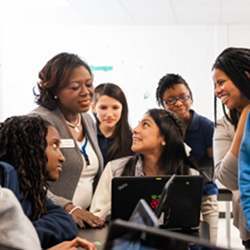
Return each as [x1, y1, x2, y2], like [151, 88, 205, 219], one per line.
[78, 221, 209, 250]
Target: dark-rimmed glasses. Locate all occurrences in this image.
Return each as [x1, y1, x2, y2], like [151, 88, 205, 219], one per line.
[163, 95, 191, 106]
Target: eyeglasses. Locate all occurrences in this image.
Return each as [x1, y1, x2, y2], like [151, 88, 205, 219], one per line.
[163, 95, 191, 106]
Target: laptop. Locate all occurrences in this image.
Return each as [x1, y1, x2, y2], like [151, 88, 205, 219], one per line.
[103, 219, 231, 250]
[129, 199, 159, 227]
[111, 175, 203, 230]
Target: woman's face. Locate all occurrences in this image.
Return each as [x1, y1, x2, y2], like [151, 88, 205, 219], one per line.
[94, 95, 123, 131]
[132, 114, 165, 154]
[57, 66, 93, 114]
[213, 68, 249, 110]
[162, 84, 192, 121]
[46, 126, 65, 181]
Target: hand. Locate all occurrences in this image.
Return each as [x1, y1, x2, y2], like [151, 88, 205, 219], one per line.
[65, 203, 105, 228]
[71, 208, 105, 229]
[47, 237, 96, 250]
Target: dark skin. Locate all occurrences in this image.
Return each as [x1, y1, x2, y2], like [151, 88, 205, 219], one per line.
[57, 66, 104, 228]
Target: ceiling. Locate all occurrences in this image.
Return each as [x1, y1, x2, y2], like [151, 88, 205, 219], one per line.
[1, 0, 250, 26]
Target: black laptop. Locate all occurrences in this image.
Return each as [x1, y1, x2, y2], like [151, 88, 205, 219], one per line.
[103, 219, 231, 250]
[111, 175, 203, 230]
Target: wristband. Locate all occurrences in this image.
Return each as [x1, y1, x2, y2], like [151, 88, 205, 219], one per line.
[68, 205, 81, 214]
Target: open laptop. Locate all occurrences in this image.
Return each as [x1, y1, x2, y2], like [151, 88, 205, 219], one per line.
[111, 175, 203, 230]
[103, 219, 231, 250]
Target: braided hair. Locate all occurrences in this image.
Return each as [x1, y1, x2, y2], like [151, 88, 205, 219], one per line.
[212, 47, 250, 129]
[122, 109, 193, 176]
[0, 115, 51, 220]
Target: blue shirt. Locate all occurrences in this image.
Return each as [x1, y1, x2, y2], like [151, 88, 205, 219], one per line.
[185, 110, 218, 196]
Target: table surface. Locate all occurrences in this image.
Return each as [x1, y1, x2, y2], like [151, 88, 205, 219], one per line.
[78, 221, 210, 250]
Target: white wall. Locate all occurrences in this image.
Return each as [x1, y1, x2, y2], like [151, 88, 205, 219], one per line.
[1, 23, 250, 126]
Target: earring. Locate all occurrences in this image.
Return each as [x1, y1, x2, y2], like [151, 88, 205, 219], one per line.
[162, 141, 166, 146]
[54, 95, 58, 100]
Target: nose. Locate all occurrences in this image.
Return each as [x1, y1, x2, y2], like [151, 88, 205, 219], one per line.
[133, 123, 140, 134]
[58, 149, 65, 163]
[214, 83, 223, 97]
[79, 84, 89, 96]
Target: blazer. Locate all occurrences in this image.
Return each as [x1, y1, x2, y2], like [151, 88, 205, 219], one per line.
[31, 106, 104, 207]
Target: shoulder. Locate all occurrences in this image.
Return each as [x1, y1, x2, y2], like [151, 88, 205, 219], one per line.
[192, 111, 213, 127]
[105, 156, 134, 176]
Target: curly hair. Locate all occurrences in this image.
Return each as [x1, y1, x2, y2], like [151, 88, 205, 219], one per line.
[34, 52, 92, 110]
[93, 83, 133, 162]
[156, 73, 193, 107]
[122, 109, 193, 176]
[212, 47, 250, 128]
[0, 115, 51, 220]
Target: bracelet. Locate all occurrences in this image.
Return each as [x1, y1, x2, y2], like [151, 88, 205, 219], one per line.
[68, 205, 81, 215]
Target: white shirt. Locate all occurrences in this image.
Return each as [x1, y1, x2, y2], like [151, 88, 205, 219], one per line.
[72, 137, 99, 209]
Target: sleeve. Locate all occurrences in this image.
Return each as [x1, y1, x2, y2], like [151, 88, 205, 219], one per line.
[239, 113, 250, 230]
[89, 162, 114, 219]
[32, 198, 77, 249]
[213, 118, 238, 190]
[0, 187, 41, 250]
[47, 189, 72, 208]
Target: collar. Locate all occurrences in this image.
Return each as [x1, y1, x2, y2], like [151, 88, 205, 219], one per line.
[187, 110, 199, 132]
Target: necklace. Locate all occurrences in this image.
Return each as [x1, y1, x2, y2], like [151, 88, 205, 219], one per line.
[66, 114, 81, 133]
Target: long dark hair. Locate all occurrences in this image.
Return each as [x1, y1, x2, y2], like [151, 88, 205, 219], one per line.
[0, 115, 51, 220]
[122, 109, 193, 176]
[212, 47, 250, 129]
[94, 83, 133, 161]
[34, 52, 92, 110]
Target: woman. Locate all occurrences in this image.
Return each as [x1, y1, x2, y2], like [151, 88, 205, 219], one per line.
[90, 108, 197, 219]
[32, 52, 104, 228]
[156, 73, 219, 243]
[0, 116, 77, 249]
[92, 83, 133, 166]
[212, 47, 250, 248]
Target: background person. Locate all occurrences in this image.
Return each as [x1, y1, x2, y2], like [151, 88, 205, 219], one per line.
[92, 83, 133, 166]
[156, 73, 219, 243]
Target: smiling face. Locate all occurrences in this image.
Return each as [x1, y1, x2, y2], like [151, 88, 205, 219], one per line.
[162, 84, 192, 121]
[57, 66, 93, 114]
[46, 126, 65, 181]
[213, 68, 249, 110]
[94, 95, 123, 133]
[132, 114, 165, 155]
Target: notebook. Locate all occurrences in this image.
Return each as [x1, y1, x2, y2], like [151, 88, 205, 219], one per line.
[111, 175, 203, 230]
[103, 219, 231, 250]
[129, 199, 159, 227]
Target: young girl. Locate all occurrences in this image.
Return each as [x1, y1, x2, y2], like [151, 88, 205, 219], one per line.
[0, 115, 77, 249]
[93, 83, 133, 166]
[90, 109, 197, 219]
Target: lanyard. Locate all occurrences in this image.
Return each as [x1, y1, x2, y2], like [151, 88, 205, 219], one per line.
[80, 137, 90, 165]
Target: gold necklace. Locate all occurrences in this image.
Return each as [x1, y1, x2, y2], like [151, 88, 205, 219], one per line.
[66, 114, 81, 133]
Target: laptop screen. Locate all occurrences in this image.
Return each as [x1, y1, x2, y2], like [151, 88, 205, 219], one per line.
[104, 220, 230, 250]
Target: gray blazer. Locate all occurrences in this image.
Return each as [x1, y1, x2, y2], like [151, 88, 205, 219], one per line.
[31, 106, 104, 207]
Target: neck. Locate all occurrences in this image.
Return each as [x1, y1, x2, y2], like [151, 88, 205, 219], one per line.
[59, 107, 79, 123]
[143, 153, 162, 176]
[99, 124, 115, 138]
